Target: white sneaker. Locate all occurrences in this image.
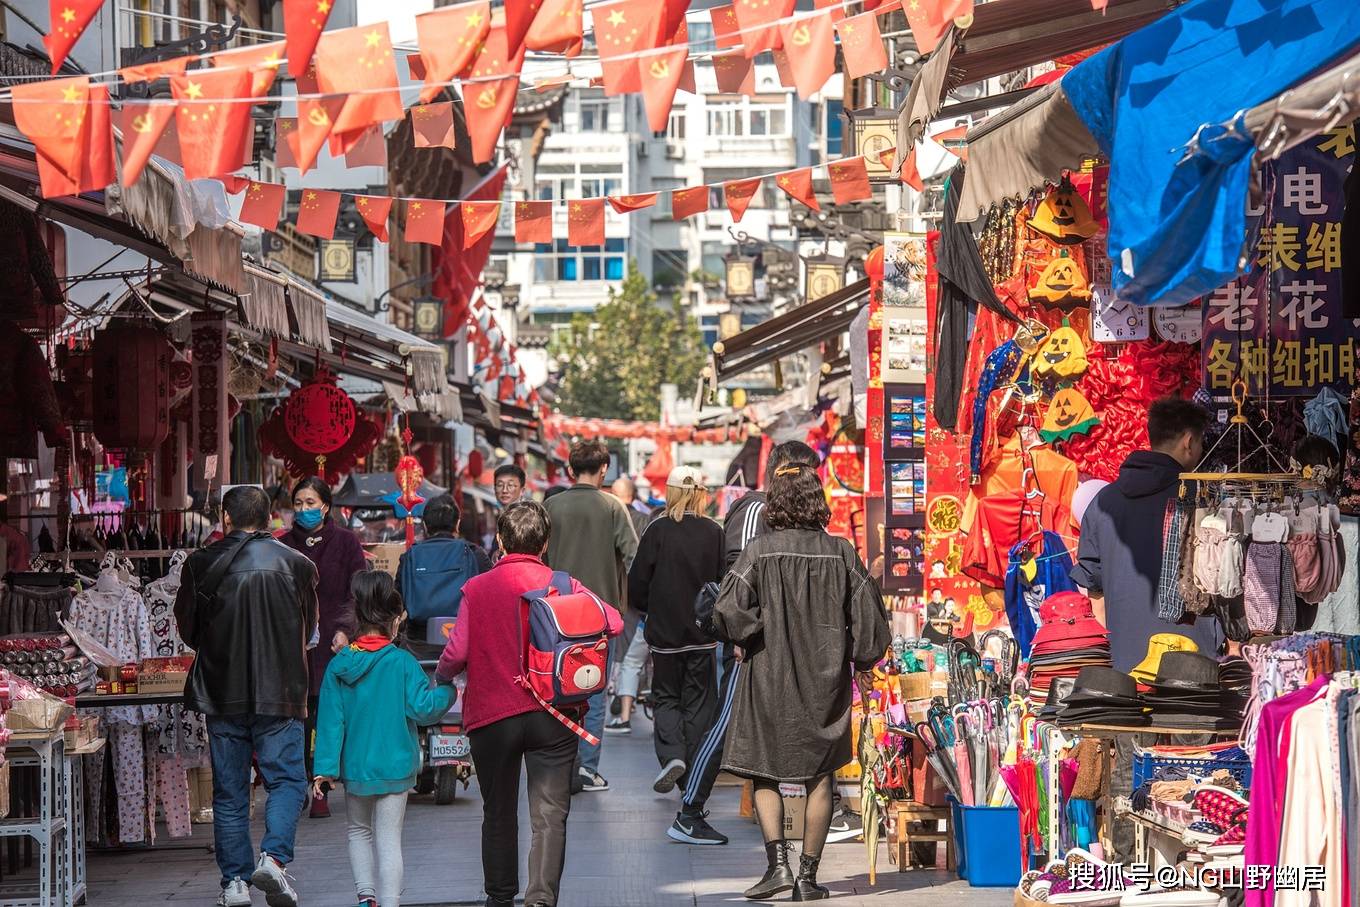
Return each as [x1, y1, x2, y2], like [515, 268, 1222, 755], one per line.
[653, 758, 686, 793]
[250, 852, 298, 907]
[217, 878, 252, 907]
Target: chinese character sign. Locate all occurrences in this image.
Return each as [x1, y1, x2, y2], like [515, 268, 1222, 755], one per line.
[1201, 127, 1357, 395]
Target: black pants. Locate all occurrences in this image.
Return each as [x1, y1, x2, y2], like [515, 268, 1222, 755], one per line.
[469, 710, 577, 907]
[651, 649, 719, 792]
[682, 645, 737, 815]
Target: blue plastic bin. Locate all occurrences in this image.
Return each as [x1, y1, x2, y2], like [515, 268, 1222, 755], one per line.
[948, 797, 968, 880]
[954, 802, 1022, 887]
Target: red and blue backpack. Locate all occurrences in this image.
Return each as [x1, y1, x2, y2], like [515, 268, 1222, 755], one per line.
[518, 572, 610, 743]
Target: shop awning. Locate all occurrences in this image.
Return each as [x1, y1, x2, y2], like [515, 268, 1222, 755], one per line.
[960, 0, 1360, 307]
[711, 278, 870, 384]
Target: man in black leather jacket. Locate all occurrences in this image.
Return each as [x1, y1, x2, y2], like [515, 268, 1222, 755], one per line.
[175, 485, 318, 907]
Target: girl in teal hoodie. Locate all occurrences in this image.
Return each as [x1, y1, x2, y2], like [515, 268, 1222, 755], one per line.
[313, 570, 456, 907]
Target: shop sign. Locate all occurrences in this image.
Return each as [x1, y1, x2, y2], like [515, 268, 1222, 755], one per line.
[1202, 128, 1357, 395]
[318, 239, 356, 282]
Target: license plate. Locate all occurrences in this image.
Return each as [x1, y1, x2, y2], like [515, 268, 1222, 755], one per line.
[428, 732, 470, 763]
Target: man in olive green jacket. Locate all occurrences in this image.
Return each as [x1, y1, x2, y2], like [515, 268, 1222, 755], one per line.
[545, 439, 638, 792]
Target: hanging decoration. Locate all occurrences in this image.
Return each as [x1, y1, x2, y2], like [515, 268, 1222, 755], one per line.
[257, 366, 383, 482]
[90, 322, 173, 454]
[391, 453, 426, 546]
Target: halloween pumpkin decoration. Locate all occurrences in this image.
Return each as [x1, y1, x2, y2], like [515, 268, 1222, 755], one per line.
[1033, 318, 1089, 379]
[1041, 386, 1099, 442]
[1030, 249, 1091, 308]
[1030, 177, 1099, 245]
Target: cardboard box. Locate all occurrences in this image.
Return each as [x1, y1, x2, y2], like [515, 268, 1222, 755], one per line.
[64, 715, 99, 750]
[899, 672, 933, 701]
[139, 656, 193, 694]
[366, 543, 405, 577]
[779, 782, 806, 839]
[6, 694, 73, 732]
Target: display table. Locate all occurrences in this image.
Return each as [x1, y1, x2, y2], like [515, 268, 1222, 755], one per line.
[73, 692, 183, 709]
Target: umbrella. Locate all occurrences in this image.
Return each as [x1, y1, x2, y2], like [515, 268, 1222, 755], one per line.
[858, 712, 883, 885]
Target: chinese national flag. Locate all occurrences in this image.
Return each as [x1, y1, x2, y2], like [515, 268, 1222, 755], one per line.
[779, 13, 834, 98]
[283, 0, 332, 81]
[828, 156, 871, 204]
[608, 193, 657, 213]
[75, 84, 116, 194]
[904, 0, 972, 55]
[274, 117, 299, 168]
[671, 186, 708, 221]
[932, 125, 968, 161]
[405, 199, 447, 245]
[733, 0, 795, 58]
[44, 0, 101, 74]
[813, 0, 845, 24]
[411, 102, 456, 148]
[118, 100, 174, 187]
[594, 0, 662, 94]
[639, 46, 687, 133]
[210, 42, 285, 96]
[526, 0, 582, 56]
[461, 201, 501, 248]
[119, 57, 188, 84]
[900, 146, 924, 191]
[315, 24, 403, 144]
[775, 167, 819, 210]
[723, 177, 762, 222]
[836, 11, 887, 80]
[239, 181, 286, 230]
[462, 75, 518, 163]
[660, 0, 689, 46]
[503, 0, 541, 56]
[514, 200, 552, 243]
[296, 189, 342, 238]
[220, 174, 249, 194]
[355, 195, 392, 242]
[712, 51, 755, 94]
[414, 1, 491, 104]
[710, 5, 741, 48]
[566, 199, 605, 246]
[344, 125, 388, 167]
[290, 64, 342, 174]
[170, 68, 257, 181]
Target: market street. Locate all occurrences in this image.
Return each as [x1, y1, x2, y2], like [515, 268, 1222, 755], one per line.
[86, 715, 1007, 907]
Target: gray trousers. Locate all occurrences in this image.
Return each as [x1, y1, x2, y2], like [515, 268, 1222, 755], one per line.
[347, 792, 408, 905]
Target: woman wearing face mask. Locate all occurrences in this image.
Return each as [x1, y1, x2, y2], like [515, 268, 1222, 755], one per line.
[279, 475, 368, 819]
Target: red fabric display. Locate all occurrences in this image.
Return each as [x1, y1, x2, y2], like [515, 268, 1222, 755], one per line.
[91, 323, 173, 452]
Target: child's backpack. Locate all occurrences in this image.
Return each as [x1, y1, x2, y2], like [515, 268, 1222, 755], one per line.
[518, 572, 610, 744]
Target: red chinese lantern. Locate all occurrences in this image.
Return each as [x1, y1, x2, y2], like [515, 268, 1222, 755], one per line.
[91, 323, 172, 453]
[466, 449, 484, 479]
[283, 368, 357, 457]
[865, 245, 884, 282]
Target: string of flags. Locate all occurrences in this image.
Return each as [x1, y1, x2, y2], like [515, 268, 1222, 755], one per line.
[14, 0, 981, 200]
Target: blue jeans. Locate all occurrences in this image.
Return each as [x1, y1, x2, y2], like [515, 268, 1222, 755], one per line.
[576, 691, 606, 773]
[207, 715, 309, 887]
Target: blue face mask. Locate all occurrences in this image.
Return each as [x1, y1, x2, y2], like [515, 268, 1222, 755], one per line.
[294, 507, 325, 531]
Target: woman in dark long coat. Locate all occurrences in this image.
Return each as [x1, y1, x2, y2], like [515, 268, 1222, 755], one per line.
[278, 475, 367, 818]
[713, 451, 890, 901]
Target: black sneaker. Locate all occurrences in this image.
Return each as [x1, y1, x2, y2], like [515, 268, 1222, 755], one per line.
[604, 717, 632, 735]
[826, 809, 863, 843]
[578, 767, 610, 791]
[668, 811, 729, 845]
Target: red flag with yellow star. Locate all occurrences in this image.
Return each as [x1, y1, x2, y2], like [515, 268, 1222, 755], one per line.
[210, 41, 285, 96]
[503, 0, 542, 57]
[44, 0, 101, 74]
[607, 193, 657, 213]
[239, 181, 286, 230]
[733, 0, 795, 58]
[828, 156, 871, 204]
[414, 1, 491, 104]
[118, 100, 175, 187]
[779, 12, 834, 98]
[119, 57, 188, 84]
[771, 49, 795, 88]
[170, 68, 256, 181]
[723, 177, 762, 222]
[405, 199, 447, 245]
[638, 46, 687, 133]
[315, 23, 402, 145]
[594, 0, 662, 94]
[283, 0, 332, 81]
[835, 11, 887, 79]
[274, 117, 298, 168]
[899, 146, 924, 191]
[566, 198, 605, 246]
[79, 84, 115, 194]
[296, 189, 342, 238]
[710, 4, 741, 48]
[527, 0, 583, 56]
[461, 200, 501, 248]
[514, 200, 552, 243]
[12, 76, 84, 195]
[904, 0, 971, 55]
[411, 102, 456, 149]
[671, 186, 708, 221]
[355, 194, 392, 242]
[343, 125, 388, 167]
[813, 0, 845, 23]
[289, 63, 343, 174]
[775, 167, 819, 211]
[712, 51, 754, 94]
[461, 26, 526, 163]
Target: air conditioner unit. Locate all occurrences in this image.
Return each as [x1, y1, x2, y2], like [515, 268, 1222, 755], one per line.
[637, 143, 649, 158]
[665, 142, 684, 160]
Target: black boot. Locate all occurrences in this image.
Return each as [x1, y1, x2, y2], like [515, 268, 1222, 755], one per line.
[743, 841, 795, 899]
[791, 853, 830, 901]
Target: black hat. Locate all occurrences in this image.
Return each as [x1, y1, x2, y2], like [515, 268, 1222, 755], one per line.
[1039, 676, 1077, 719]
[1150, 651, 1221, 694]
[1068, 666, 1141, 701]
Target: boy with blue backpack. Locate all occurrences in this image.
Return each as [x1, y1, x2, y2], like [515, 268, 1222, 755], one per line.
[396, 494, 490, 649]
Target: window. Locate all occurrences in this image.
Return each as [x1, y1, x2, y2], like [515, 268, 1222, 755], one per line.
[580, 99, 610, 132]
[705, 97, 790, 138]
[534, 162, 621, 205]
[667, 110, 686, 141]
[688, 20, 716, 52]
[533, 238, 627, 283]
[826, 99, 844, 156]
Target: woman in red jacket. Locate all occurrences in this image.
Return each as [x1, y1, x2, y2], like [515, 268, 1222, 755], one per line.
[436, 502, 622, 907]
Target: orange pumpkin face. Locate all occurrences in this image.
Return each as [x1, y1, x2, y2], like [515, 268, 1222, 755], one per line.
[1030, 178, 1099, 245]
[1033, 321, 1088, 379]
[1040, 387, 1099, 442]
[1030, 251, 1091, 307]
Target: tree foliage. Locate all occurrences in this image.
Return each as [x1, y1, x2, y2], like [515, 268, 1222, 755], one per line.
[553, 262, 707, 421]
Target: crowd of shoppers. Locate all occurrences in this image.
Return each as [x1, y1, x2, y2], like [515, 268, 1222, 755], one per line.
[173, 437, 888, 906]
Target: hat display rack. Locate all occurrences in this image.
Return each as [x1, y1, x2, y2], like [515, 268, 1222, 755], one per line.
[1179, 378, 1299, 498]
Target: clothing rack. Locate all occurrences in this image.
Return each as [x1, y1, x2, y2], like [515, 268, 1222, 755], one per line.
[31, 550, 188, 562]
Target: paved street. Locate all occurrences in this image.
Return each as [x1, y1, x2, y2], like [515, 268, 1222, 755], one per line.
[86, 715, 1011, 906]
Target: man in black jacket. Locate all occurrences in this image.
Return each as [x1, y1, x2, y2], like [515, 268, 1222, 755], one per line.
[175, 485, 318, 907]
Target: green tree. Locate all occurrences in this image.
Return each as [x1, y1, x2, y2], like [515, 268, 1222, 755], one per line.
[553, 262, 707, 421]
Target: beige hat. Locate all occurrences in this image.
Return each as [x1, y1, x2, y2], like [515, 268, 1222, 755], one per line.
[666, 466, 705, 489]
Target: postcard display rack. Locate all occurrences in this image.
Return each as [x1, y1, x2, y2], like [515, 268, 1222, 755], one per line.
[883, 383, 927, 593]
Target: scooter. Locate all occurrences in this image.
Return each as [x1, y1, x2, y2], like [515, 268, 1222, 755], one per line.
[409, 616, 473, 805]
